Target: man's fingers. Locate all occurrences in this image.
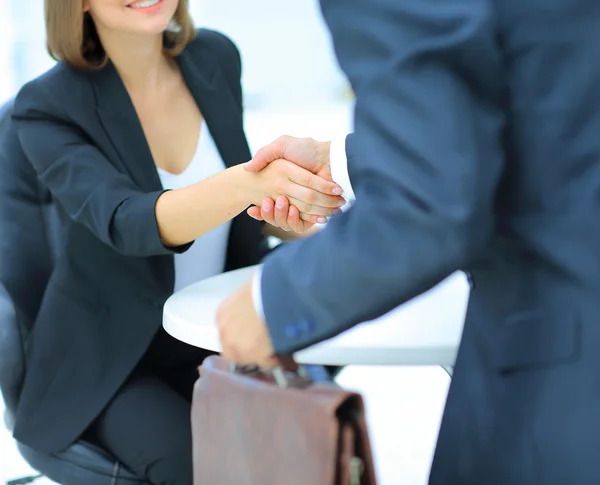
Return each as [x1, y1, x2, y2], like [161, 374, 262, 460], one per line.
[216, 307, 235, 361]
[247, 206, 264, 221]
[273, 197, 292, 231]
[219, 345, 237, 362]
[254, 198, 316, 232]
[287, 205, 312, 233]
[245, 136, 292, 172]
[286, 205, 302, 232]
[257, 356, 280, 369]
[259, 198, 279, 227]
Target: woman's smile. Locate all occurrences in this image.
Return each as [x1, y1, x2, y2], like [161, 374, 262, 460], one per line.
[127, 0, 164, 14]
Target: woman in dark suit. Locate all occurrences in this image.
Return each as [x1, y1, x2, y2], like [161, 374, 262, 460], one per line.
[8, 0, 343, 483]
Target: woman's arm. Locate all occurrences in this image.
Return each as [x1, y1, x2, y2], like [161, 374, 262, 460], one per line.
[12, 82, 342, 256]
[155, 160, 337, 247]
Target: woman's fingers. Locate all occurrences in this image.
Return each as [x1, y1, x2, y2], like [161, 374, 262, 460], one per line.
[282, 179, 345, 213]
[268, 161, 343, 211]
[292, 184, 344, 210]
[287, 164, 342, 196]
[285, 196, 342, 217]
[299, 212, 327, 224]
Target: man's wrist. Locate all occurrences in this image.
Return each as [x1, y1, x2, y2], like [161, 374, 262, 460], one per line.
[329, 135, 355, 203]
[251, 267, 266, 321]
[317, 140, 332, 178]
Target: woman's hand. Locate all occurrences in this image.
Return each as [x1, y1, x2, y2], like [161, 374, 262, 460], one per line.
[248, 196, 318, 234]
[248, 159, 344, 219]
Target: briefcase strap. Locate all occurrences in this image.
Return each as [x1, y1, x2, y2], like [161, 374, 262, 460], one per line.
[230, 360, 312, 389]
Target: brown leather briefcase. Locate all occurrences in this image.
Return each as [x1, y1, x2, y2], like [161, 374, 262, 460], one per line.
[191, 355, 377, 485]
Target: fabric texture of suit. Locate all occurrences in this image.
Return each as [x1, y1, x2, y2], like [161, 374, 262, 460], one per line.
[260, 0, 600, 483]
[8, 28, 264, 454]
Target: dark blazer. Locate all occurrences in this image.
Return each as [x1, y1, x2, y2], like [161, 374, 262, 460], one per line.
[260, 0, 600, 483]
[9, 29, 263, 454]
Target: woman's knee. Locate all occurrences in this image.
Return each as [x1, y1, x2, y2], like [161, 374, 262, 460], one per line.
[90, 371, 194, 485]
[145, 448, 193, 485]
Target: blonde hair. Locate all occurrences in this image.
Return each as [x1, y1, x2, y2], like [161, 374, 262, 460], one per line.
[45, 0, 196, 70]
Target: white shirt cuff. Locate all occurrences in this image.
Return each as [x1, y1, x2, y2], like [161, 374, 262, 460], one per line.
[252, 136, 353, 323]
[251, 266, 266, 321]
[329, 135, 355, 209]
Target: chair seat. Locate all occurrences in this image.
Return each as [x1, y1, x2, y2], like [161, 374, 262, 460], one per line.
[18, 440, 149, 485]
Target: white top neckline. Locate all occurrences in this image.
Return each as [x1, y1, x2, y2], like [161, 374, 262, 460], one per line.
[156, 123, 232, 292]
[157, 121, 204, 179]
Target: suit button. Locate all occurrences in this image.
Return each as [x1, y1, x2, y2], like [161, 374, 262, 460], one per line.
[298, 319, 315, 333]
[284, 320, 315, 339]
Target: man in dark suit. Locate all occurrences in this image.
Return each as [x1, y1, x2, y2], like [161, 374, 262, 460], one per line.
[218, 0, 600, 482]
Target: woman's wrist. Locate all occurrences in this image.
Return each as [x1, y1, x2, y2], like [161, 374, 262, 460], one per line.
[227, 164, 263, 206]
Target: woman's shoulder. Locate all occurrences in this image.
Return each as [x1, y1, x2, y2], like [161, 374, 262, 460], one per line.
[13, 63, 91, 119]
[188, 28, 240, 59]
[185, 28, 242, 76]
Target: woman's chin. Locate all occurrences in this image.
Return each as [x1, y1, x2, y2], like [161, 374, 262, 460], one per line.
[126, 18, 173, 37]
[122, 4, 175, 35]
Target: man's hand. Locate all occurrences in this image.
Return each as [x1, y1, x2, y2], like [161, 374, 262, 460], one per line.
[246, 136, 335, 225]
[248, 196, 323, 233]
[246, 136, 332, 180]
[216, 277, 278, 368]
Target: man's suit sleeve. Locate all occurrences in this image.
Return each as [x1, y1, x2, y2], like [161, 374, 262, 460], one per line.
[259, 0, 506, 354]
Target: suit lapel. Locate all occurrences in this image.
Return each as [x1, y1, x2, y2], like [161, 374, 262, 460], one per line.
[176, 48, 251, 168]
[92, 63, 162, 193]
[89, 43, 256, 287]
[91, 47, 251, 190]
[176, 46, 259, 272]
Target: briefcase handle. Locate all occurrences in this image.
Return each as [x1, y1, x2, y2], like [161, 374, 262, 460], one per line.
[230, 356, 312, 389]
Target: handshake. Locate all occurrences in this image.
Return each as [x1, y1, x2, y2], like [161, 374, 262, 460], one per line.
[244, 136, 346, 234]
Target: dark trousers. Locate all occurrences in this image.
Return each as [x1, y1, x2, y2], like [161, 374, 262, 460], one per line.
[87, 329, 215, 485]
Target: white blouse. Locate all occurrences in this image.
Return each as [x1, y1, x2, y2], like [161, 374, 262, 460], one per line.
[157, 123, 232, 292]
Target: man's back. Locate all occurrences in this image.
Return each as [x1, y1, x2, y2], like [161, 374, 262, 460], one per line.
[431, 1, 600, 483]
[254, 1, 600, 482]
[493, 0, 600, 288]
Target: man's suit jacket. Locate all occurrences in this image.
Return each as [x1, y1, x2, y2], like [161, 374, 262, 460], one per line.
[7, 29, 263, 454]
[260, 0, 600, 483]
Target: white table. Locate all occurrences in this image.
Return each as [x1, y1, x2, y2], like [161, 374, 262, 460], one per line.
[163, 265, 469, 366]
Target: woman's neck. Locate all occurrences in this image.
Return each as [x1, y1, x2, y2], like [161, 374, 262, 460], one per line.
[99, 30, 172, 95]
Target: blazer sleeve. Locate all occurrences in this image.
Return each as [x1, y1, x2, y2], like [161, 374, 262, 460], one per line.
[11, 80, 191, 257]
[259, 0, 506, 354]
